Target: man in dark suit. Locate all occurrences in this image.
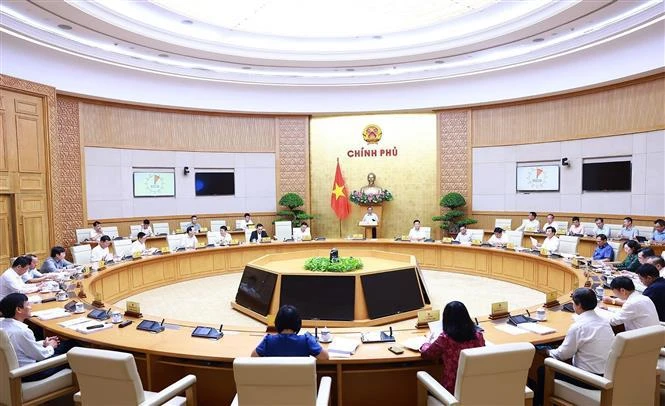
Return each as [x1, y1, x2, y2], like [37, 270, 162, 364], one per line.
[636, 263, 665, 321]
[249, 223, 269, 243]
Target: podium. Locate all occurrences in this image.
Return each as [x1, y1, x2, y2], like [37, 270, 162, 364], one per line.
[358, 205, 383, 239]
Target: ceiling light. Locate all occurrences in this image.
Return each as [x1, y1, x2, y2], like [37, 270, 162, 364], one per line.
[158, 53, 169, 57]
[533, 38, 544, 42]
[57, 24, 72, 30]
[181, 19, 193, 25]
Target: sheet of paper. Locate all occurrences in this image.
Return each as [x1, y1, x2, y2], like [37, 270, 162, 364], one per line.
[59, 317, 92, 328]
[400, 336, 428, 352]
[32, 309, 71, 321]
[530, 237, 539, 247]
[494, 324, 529, 335]
[428, 320, 442, 337]
[328, 337, 360, 357]
[517, 322, 556, 335]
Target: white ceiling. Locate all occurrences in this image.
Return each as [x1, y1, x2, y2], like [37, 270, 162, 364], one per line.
[1, 0, 663, 86]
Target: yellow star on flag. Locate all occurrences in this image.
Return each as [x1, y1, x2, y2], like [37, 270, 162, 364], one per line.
[332, 183, 345, 200]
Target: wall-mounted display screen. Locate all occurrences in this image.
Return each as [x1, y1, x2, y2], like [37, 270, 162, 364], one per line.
[582, 161, 631, 191]
[195, 172, 235, 196]
[133, 171, 175, 197]
[235, 267, 278, 316]
[516, 164, 560, 192]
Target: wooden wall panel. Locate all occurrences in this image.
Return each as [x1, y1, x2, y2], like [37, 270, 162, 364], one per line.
[17, 194, 49, 258]
[0, 195, 12, 267]
[472, 75, 665, 147]
[79, 102, 277, 152]
[0, 110, 6, 171]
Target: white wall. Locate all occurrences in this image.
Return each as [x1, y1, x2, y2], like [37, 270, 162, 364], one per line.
[85, 147, 276, 219]
[472, 131, 665, 216]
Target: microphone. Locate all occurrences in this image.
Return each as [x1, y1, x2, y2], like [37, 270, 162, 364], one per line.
[219, 324, 223, 333]
[526, 310, 531, 317]
[389, 326, 393, 337]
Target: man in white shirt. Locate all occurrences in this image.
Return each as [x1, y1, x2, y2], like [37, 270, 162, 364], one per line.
[293, 222, 312, 242]
[218, 226, 233, 245]
[90, 235, 113, 263]
[21, 254, 52, 284]
[535, 288, 614, 405]
[140, 219, 154, 237]
[185, 215, 201, 233]
[543, 214, 559, 233]
[589, 217, 611, 237]
[182, 227, 198, 249]
[89, 221, 103, 242]
[487, 227, 509, 246]
[454, 225, 473, 243]
[408, 220, 427, 242]
[605, 276, 659, 330]
[130, 232, 148, 255]
[568, 216, 584, 235]
[242, 213, 254, 230]
[0, 256, 39, 300]
[619, 217, 639, 240]
[0, 293, 72, 381]
[516, 212, 540, 232]
[537, 227, 560, 252]
[361, 206, 379, 239]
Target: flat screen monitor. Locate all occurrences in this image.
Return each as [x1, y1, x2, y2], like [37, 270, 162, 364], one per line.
[195, 172, 235, 196]
[361, 268, 424, 319]
[516, 165, 560, 192]
[582, 161, 631, 191]
[133, 171, 175, 197]
[235, 267, 277, 316]
[280, 275, 355, 321]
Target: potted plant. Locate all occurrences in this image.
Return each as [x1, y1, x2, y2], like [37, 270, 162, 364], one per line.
[276, 193, 314, 227]
[432, 192, 477, 236]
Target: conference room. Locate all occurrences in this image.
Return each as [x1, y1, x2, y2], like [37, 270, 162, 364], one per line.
[1, 1, 664, 405]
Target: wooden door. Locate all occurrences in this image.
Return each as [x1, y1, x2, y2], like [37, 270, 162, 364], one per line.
[0, 194, 14, 269]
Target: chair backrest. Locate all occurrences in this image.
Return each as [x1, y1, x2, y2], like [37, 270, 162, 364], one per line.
[467, 229, 484, 242]
[207, 231, 221, 245]
[455, 342, 535, 406]
[245, 229, 253, 243]
[275, 221, 293, 241]
[420, 227, 432, 239]
[604, 325, 665, 405]
[67, 347, 145, 406]
[607, 224, 623, 238]
[153, 222, 170, 235]
[558, 235, 579, 255]
[581, 222, 596, 236]
[167, 234, 183, 251]
[210, 219, 226, 231]
[608, 241, 621, 261]
[101, 226, 119, 239]
[179, 222, 191, 233]
[233, 357, 318, 406]
[113, 239, 132, 257]
[129, 225, 142, 238]
[494, 219, 512, 231]
[70, 244, 92, 264]
[556, 222, 568, 235]
[635, 225, 654, 239]
[236, 219, 247, 230]
[506, 231, 523, 247]
[76, 228, 93, 243]
[0, 330, 20, 406]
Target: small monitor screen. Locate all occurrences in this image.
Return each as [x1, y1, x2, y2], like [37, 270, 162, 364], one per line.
[133, 171, 176, 197]
[280, 275, 355, 321]
[235, 267, 277, 316]
[195, 172, 235, 196]
[361, 268, 424, 319]
[582, 161, 631, 191]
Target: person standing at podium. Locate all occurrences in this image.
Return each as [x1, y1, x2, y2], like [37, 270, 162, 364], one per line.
[361, 206, 379, 239]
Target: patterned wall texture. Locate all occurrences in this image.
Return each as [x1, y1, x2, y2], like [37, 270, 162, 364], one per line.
[55, 96, 84, 246]
[276, 116, 310, 211]
[437, 110, 471, 222]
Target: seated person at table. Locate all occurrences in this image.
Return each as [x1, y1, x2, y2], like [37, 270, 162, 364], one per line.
[601, 276, 659, 330]
[361, 206, 379, 239]
[534, 288, 614, 405]
[619, 216, 639, 240]
[293, 222, 311, 241]
[242, 213, 254, 230]
[0, 293, 75, 381]
[638, 247, 655, 265]
[653, 219, 665, 242]
[249, 224, 269, 243]
[592, 234, 614, 262]
[613, 240, 640, 272]
[182, 227, 198, 249]
[516, 211, 540, 232]
[21, 254, 52, 284]
[252, 305, 328, 360]
[90, 235, 113, 262]
[89, 221, 103, 242]
[408, 219, 427, 242]
[185, 215, 201, 233]
[420, 301, 485, 394]
[534, 227, 559, 252]
[140, 219, 154, 237]
[647, 256, 665, 277]
[0, 256, 39, 299]
[130, 232, 149, 255]
[589, 217, 610, 237]
[543, 213, 558, 232]
[568, 216, 584, 235]
[218, 225, 233, 245]
[487, 227, 508, 246]
[454, 225, 473, 243]
[635, 264, 665, 321]
[40, 246, 72, 273]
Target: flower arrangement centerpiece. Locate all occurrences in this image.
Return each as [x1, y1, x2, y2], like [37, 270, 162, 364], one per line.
[304, 257, 363, 273]
[349, 189, 393, 205]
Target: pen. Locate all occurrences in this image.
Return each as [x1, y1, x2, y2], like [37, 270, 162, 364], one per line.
[87, 324, 104, 330]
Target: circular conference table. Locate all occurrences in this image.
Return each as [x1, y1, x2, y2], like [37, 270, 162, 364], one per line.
[32, 240, 586, 406]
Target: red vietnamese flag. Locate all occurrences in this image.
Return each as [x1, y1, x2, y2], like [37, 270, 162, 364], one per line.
[330, 160, 351, 219]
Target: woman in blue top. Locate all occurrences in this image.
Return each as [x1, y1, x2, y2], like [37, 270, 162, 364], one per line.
[252, 305, 329, 360]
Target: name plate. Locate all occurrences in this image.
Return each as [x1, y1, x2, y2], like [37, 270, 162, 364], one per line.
[126, 301, 141, 314]
[441, 237, 453, 243]
[417, 309, 440, 324]
[471, 239, 482, 246]
[545, 291, 558, 303]
[491, 301, 508, 315]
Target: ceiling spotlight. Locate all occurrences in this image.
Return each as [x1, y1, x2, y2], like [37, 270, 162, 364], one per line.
[345, 68, 355, 72]
[181, 20, 193, 25]
[158, 53, 169, 58]
[434, 60, 445, 64]
[57, 24, 72, 30]
[241, 66, 251, 70]
[533, 38, 544, 42]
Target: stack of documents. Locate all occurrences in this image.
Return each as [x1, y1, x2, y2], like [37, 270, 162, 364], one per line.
[400, 336, 428, 352]
[327, 337, 360, 358]
[32, 308, 71, 321]
[58, 317, 113, 334]
[516, 322, 556, 335]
